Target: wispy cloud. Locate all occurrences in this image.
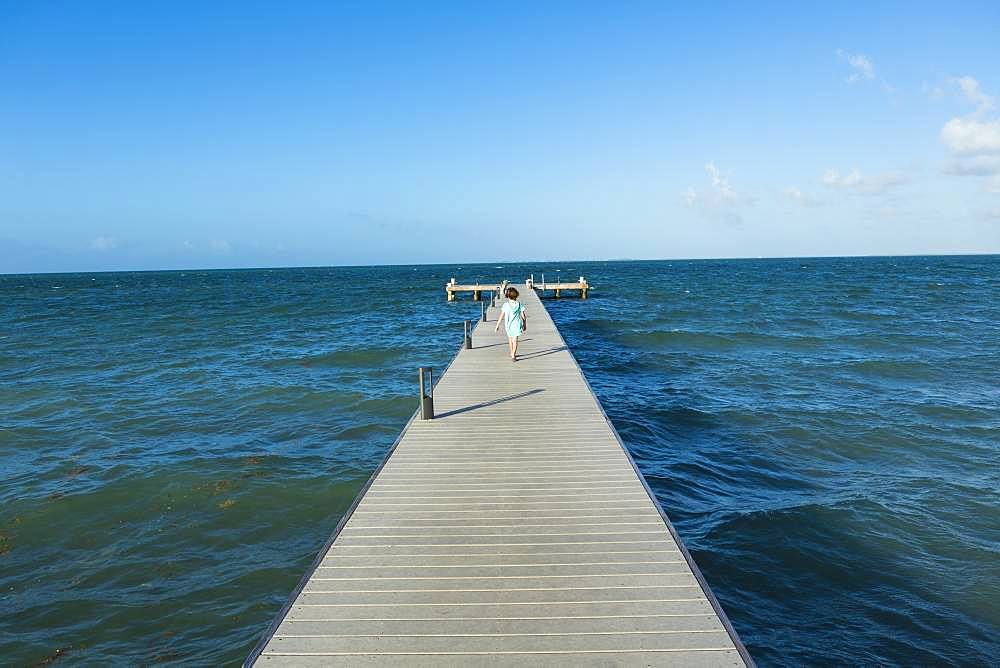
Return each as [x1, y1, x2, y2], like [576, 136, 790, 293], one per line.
[682, 161, 754, 225]
[922, 81, 944, 101]
[943, 155, 1000, 176]
[210, 239, 232, 253]
[705, 161, 736, 202]
[988, 174, 1000, 194]
[90, 236, 119, 251]
[783, 187, 821, 207]
[820, 168, 907, 195]
[950, 75, 995, 115]
[977, 207, 1000, 221]
[836, 49, 875, 84]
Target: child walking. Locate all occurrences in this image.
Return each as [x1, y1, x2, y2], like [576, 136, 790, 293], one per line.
[495, 286, 527, 361]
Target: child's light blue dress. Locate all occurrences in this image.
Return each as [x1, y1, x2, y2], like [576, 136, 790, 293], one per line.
[501, 300, 524, 337]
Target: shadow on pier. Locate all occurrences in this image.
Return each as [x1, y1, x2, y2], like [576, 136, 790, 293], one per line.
[436, 388, 544, 418]
[516, 345, 568, 360]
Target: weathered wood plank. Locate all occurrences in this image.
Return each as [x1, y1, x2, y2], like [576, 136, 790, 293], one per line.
[248, 284, 750, 667]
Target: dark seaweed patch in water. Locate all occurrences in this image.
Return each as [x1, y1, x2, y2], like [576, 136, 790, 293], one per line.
[841, 358, 940, 381]
[563, 317, 624, 335]
[618, 329, 738, 351]
[333, 423, 399, 441]
[266, 346, 409, 369]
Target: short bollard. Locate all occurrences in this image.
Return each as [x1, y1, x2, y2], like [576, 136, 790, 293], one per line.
[419, 367, 434, 420]
[464, 320, 472, 349]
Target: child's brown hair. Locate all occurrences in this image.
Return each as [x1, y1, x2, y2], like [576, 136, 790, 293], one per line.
[505, 286, 519, 299]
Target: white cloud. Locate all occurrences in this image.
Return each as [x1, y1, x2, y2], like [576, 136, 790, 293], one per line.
[820, 168, 907, 196]
[951, 75, 995, 114]
[90, 236, 119, 251]
[940, 78, 1000, 193]
[783, 187, 821, 207]
[210, 239, 232, 253]
[837, 49, 875, 83]
[940, 117, 1000, 155]
[682, 162, 754, 225]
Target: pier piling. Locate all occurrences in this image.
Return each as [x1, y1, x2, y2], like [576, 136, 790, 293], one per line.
[418, 367, 434, 420]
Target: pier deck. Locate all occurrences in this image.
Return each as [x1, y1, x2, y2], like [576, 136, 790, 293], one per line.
[249, 285, 749, 666]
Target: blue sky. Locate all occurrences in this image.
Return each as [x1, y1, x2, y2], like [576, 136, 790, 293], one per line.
[2, 1, 999, 272]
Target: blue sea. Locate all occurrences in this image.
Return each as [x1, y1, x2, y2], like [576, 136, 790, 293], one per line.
[1, 256, 998, 665]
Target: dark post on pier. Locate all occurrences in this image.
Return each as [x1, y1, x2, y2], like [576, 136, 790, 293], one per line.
[418, 367, 433, 420]
[247, 281, 751, 667]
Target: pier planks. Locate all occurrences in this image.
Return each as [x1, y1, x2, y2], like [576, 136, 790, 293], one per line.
[249, 285, 750, 667]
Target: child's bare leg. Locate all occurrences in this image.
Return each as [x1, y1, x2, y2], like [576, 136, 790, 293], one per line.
[512, 336, 519, 360]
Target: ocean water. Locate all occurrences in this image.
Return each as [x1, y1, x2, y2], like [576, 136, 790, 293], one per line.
[1, 257, 998, 666]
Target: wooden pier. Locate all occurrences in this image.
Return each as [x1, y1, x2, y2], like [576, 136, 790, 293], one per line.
[446, 278, 497, 301]
[528, 275, 591, 299]
[248, 284, 750, 666]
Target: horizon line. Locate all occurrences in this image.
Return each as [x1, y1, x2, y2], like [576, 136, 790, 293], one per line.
[2, 251, 998, 277]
